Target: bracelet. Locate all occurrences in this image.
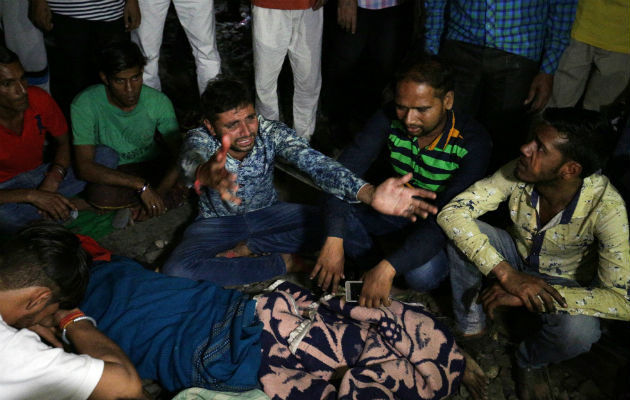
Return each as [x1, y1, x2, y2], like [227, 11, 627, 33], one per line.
[51, 163, 67, 177]
[45, 164, 67, 181]
[137, 181, 150, 195]
[58, 310, 85, 331]
[61, 315, 97, 345]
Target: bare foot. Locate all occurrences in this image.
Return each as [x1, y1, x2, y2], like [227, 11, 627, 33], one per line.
[217, 242, 253, 258]
[462, 349, 489, 400]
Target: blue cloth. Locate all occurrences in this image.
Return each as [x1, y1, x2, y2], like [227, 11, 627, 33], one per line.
[448, 221, 601, 368]
[326, 109, 491, 274]
[180, 115, 366, 219]
[424, 0, 578, 74]
[80, 257, 263, 393]
[163, 202, 325, 285]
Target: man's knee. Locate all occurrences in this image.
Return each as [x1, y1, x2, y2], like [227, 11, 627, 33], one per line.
[551, 314, 601, 358]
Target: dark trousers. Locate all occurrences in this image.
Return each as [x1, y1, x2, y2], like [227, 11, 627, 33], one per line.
[439, 40, 539, 169]
[47, 13, 129, 118]
[322, 2, 412, 142]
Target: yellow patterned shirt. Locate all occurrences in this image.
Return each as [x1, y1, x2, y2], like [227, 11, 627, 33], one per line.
[437, 160, 630, 321]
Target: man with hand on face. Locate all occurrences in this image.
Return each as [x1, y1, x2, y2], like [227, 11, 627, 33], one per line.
[163, 76, 438, 286]
[0, 47, 92, 234]
[311, 57, 491, 308]
[0, 223, 143, 399]
[438, 108, 630, 400]
[72, 40, 182, 224]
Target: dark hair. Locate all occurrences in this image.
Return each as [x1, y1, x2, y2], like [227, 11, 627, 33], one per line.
[394, 55, 454, 99]
[0, 223, 91, 309]
[98, 40, 146, 78]
[200, 76, 253, 123]
[542, 107, 613, 177]
[0, 46, 19, 65]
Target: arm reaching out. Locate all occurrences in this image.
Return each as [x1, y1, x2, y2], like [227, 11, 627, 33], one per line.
[357, 173, 438, 220]
[194, 134, 241, 205]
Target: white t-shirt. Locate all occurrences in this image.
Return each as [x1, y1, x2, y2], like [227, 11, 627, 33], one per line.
[0, 315, 104, 400]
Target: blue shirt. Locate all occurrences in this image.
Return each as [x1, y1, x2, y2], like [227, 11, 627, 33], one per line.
[424, 0, 578, 74]
[181, 115, 367, 218]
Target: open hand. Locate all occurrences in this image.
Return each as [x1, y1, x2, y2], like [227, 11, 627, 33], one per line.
[311, 236, 345, 293]
[370, 173, 437, 221]
[195, 135, 241, 204]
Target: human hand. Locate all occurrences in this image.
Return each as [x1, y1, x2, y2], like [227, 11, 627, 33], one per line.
[123, 0, 141, 31]
[195, 135, 241, 205]
[337, 0, 357, 33]
[311, 236, 345, 293]
[492, 261, 566, 313]
[523, 72, 553, 113]
[312, 0, 328, 10]
[365, 173, 437, 221]
[139, 186, 167, 218]
[29, 0, 53, 31]
[28, 324, 63, 348]
[358, 260, 396, 308]
[480, 282, 524, 319]
[28, 189, 76, 221]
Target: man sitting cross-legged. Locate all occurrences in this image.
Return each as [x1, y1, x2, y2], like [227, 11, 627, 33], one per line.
[437, 108, 630, 400]
[0, 47, 102, 234]
[311, 57, 491, 308]
[0, 223, 143, 399]
[72, 40, 183, 224]
[162, 77, 438, 285]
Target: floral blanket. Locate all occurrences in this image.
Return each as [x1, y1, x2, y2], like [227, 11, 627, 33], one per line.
[256, 282, 465, 399]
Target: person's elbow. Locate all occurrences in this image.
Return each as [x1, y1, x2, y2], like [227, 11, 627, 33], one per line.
[90, 363, 144, 400]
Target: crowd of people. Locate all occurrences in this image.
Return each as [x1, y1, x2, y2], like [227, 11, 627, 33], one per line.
[0, 0, 629, 399]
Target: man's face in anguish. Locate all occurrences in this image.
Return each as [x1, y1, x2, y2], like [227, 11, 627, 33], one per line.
[394, 79, 453, 138]
[204, 103, 259, 161]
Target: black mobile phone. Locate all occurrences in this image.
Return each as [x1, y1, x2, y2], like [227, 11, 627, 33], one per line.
[345, 281, 363, 302]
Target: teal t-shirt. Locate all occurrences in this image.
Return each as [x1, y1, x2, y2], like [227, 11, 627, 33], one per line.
[71, 84, 180, 165]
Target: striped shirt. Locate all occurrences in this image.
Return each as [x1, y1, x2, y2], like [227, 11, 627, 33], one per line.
[424, 0, 578, 74]
[388, 113, 468, 192]
[325, 108, 491, 273]
[48, 0, 125, 21]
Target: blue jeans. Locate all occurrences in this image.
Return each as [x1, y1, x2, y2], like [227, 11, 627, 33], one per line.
[163, 202, 325, 285]
[342, 205, 448, 292]
[0, 147, 118, 234]
[448, 221, 601, 368]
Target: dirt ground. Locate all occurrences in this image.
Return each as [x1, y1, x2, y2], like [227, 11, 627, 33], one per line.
[98, 4, 629, 399]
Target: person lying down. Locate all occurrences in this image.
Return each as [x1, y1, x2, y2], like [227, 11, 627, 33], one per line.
[79, 247, 487, 399]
